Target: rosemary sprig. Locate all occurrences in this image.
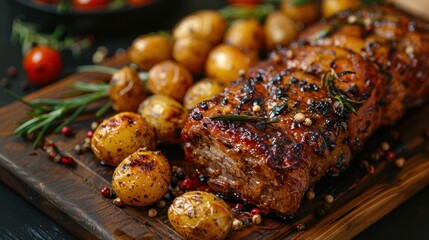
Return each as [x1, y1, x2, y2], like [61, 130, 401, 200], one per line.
[77, 65, 149, 82]
[321, 68, 364, 114]
[210, 114, 279, 124]
[4, 82, 109, 148]
[312, 27, 333, 41]
[220, 3, 275, 22]
[11, 16, 92, 57]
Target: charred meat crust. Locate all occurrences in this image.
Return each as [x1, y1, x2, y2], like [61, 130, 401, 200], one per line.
[182, 6, 429, 216]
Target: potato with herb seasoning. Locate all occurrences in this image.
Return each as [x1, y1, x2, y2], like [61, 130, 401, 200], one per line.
[280, 0, 320, 24]
[322, 0, 361, 18]
[109, 66, 146, 112]
[173, 10, 226, 46]
[205, 44, 253, 85]
[183, 78, 224, 110]
[112, 148, 171, 207]
[172, 37, 212, 75]
[264, 11, 298, 51]
[138, 94, 188, 144]
[224, 18, 264, 57]
[147, 60, 194, 102]
[128, 34, 173, 71]
[91, 112, 155, 166]
[168, 191, 234, 240]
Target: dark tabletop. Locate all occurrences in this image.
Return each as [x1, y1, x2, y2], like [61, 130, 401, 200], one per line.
[0, 0, 428, 239]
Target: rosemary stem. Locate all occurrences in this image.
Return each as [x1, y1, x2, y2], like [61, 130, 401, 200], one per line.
[77, 65, 118, 75]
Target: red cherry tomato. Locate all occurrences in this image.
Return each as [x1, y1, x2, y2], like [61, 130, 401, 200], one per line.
[72, 0, 109, 10]
[23, 46, 62, 86]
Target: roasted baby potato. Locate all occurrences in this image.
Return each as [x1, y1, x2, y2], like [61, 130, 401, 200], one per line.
[138, 94, 188, 144]
[183, 78, 224, 110]
[147, 60, 194, 101]
[91, 112, 155, 166]
[112, 148, 171, 207]
[280, 0, 320, 24]
[173, 37, 212, 75]
[128, 34, 173, 71]
[205, 44, 253, 85]
[322, 0, 361, 18]
[168, 191, 234, 240]
[264, 11, 298, 51]
[109, 66, 146, 112]
[224, 18, 264, 56]
[173, 10, 226, 46]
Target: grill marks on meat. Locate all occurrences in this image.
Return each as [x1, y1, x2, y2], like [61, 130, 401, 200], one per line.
[182, 6, 429, 216]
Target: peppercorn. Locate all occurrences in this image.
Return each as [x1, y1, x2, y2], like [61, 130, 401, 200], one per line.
[252, 105, 261, 112]
[387, 151, 396, 160]
[395, 158, 405, 168]
[61, 126, 72, 136]
[74, 144, 83, 154]
[324, 194, 334, 203]
[296, 223, 306, 231]
[381, 142, 390, 151]
[252, 214, 262, 225]
[179, 177, 195, 190]
[113, 198, 123, 207]
[84, 137, 91, 144]
[157, 200, 166, 208]
[48, 151, 57, 160]
[61, 156, 74, 165]
[53, 155, 62, 163]
[250, 208, 261, 217]
[86, 131, 94, 138]
[101, 187, 111, 198]
[91, 121, 99, 130]
[148, 208, 157, 218]
[82, 142, 91, 152]
[232, 219, 243, 230]
[294, 113, 306, 123]
[303, 118, 312, 126]
[306, 190, 315, 200]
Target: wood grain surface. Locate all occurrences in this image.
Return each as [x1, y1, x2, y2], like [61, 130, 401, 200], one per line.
[0, 52, 428, 240]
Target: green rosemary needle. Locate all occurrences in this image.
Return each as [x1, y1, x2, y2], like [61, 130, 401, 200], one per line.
[321, 68, 365, 114]
[4, 82, 109, 148]
[220, 3, 275, 22]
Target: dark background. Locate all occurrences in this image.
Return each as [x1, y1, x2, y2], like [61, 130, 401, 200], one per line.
[0, 0, 428, 239]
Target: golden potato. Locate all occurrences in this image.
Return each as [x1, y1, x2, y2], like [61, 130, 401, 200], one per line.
[183, 78, 224, 110]
[109, 66, 146, 112]
[91, 112, 155, 166]
[112, 148, 170, 207]
[280, 0, 320, 24]
[322, 0, 361, 19]
[128, 34, 172, 71]
[147, 60, 194, 101]
[224, 18, 264, 56]
[205, 44, 253, 85]
[264, 11, 298, 51]
[138, 94, 188, 144]
[173, 10, 226, 46]
[168, 191, 233, 240]
[172, 37, 212, 75]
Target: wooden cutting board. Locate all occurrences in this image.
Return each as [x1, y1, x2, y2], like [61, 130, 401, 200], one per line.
[0, 52, 429, 239]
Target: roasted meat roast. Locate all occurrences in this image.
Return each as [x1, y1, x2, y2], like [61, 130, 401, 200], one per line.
[182, 6, 429, 216]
